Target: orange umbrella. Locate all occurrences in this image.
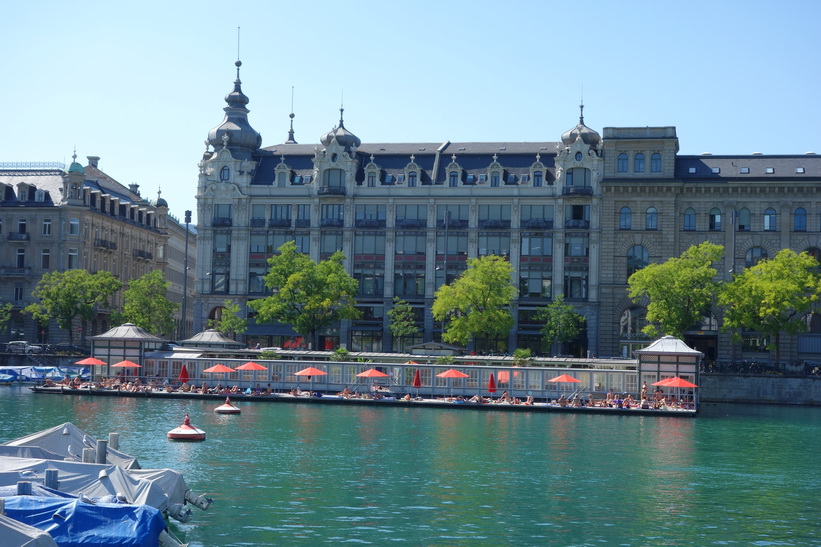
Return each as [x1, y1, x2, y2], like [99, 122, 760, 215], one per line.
[437, 368, 468, 397]
[111, 360, 141, 368]
[295, 366, 327, 377]
[436, 368, 469, 378]
[356, 368, 389, 378]
[548, 374, 581, 383]
[660, 377, 698, 388]
[236, 361, 268, 371]
[652, 377, 674, 386]
[203, 364, 235, 373]
[75, 357, 106, 366]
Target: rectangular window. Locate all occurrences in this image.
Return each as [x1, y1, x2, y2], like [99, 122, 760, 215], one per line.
[765, 167, 775, 174]
[796, 167, 805, 174]
[394, 269, 426, 296]
[214, 203, 232, 219]
[521, 205, 554, 228]
[249, 233, 268, 253]
[396, 204, 427, 227]
[564, 236, 589, 257]
[16, 249, 25, 268]
[478, 233, 510, 257]
[68, 248, 78, 269]
[321, 232, 343, 255]
[395, 233, 427, 255]
[354, 233, 386, 255]
[521, 234, 552, 256]
[740, 167, 750, 174]
[519, 270, 552, 298]
[564, 272, 588, 300]
[355, 204, 386, 227]
[42, 219, 52, 236]
[407, 172, 417, 187]
[14, 285, 24, 301]
[213, 232, 231, 253]
[491, 173, 500, 187]
[41, 249, 50, 270]
[449, 172, 459, 187]
[367, 173, 377, 187]
[533, 172, 543, 187]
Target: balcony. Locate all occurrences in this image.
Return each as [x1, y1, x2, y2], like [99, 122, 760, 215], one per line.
[562, 186, 593, 196]
[565, 219, 590, 229]
[436, 219, 466, 229]
[212, 217, 233, 227]
[320, 218, 344, 228]
[523, 219, 553, 229]
[479, 219, 510, 229]
[0, 266, 30, 276]
[355, 219, 385, 228]
[250, 218, 266, 228]
[132, 249, 153, 260]
[295, 219, 311, 228]
[269, 219, 292, 228]
[396, 219, 424, 229]
[318, 186, 346, 196]
[94, 238, 118, 250]
[7, 232, 29, 241]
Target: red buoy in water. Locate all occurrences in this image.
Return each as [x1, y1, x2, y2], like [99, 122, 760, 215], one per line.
[167, 413, 206, 441]
[214, 396, 241, 414]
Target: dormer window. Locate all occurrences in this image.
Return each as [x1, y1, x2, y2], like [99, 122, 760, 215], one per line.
[449, 171, 459, 187]
[35, 189, 45, 202]
[479, 174, 487, 184]
[220, 166, 230, 182]
[533, 171, 543, 187]
[408, 172, 418, 187]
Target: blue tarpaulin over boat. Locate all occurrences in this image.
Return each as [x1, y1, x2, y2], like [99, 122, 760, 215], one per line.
[3, 496, 166, 547]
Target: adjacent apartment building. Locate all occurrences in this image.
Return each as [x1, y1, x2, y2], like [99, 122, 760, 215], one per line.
[0, 155, 196, 346]
[194, 62, 821, 364]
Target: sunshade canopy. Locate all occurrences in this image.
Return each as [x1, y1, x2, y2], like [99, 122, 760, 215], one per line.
[203, 364, 235, 373]
[235, 361, 268, 371]
[548, 374, 581, 383]
[295, 366, 328, 376]
[111, 360, 141, 368]
[436, 368, 469, 378]
[75, 357, 106, 366]
[356, 368, 389, 378]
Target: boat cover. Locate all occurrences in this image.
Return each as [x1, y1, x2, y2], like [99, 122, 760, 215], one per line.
[0, 446, 66, 461]
[3, 422, 141, 469]
[0, 458, 169, 514]
[3, 495, 165, 547]
[0, 512, 58, 547]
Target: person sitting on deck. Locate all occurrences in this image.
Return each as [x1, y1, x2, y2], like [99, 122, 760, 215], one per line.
[525, 395, 534, 405]
[558, 394, 568, 407]
[605, 390, 614, 406]
[266, 383, 273, 395]
[403, 393, 412, 401]
[499, 391, 511, 403]
[339, 386, 353, 398]
[469, 394, 484, 403]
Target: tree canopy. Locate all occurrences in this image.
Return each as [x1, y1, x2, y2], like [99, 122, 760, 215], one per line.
[719, 249, 821, 365]
[628, 242, 724, 338]
[209, 299, 248, 339]
[113, 270, 178, 337]
[25, 270, 122, 343]
[387, 297, 420, 352]
[248, 241, 360, 349]
[536, 295, 585, 355]
[431, 255, 515, 347]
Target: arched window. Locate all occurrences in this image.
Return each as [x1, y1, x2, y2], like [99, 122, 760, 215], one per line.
[683, 207, 696, 231]
[627, 245, 649, 278]
[617, 154, 628, 173]
[634, 153, 645, 173]
[645, 207, 658, 230]
[220, 166, 230, 182]
[764, 208, 777, 231]
[737, 208, 751, 231]
[709, 208, 722, 231]
[619, 307, 647, 337]
[746, 247, 768, 268]
[619, 207, 632, 230]
[651, 153, 662, 172]
[794, 208, 807, 232]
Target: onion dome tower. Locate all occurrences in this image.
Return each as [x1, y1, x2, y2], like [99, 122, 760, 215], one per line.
[207, 60, 262, 160]
[561, 103, 601, 148]
[320, 108, 361, 151]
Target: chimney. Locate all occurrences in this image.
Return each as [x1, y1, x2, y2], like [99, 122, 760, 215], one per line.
[87, 156, 100, 168]
[129, 183, 140, 196]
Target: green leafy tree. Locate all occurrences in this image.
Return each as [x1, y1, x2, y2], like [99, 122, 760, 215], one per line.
[113, 270, 178, 337]
[0, 300, 12, 335]
[25, 270, 122, 344]
[209, 299, 248, 339]
[512, 348, 533, 367]
[431, 255, 516, 347]
[387, 297, 420, 352]
[628, 242, 724, 338]
[249, 241, 360, 349]
[719, 249, 821, 366]
[536, 295, 585, 355]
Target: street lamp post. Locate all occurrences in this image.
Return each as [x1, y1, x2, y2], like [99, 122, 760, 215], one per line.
[181, 210, 191, 340]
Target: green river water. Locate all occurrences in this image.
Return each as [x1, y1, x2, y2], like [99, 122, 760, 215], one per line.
[0, 386, 819, 546]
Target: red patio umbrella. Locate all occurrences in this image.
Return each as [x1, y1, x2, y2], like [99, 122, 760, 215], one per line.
[75, 357, 106, 366]
[295, 366, 327, 392]
[111, 360, 141, 368]
[548, 374, 581, 383]
[436, 368, 469, 397]
[203, 364, 235, 373]
[356, 368, 389, 378]
[412, 369, 421, 398]
[178, 364, 190, 384]
[652, 377, 673, 386]
[660, 377, 698, 388]
[236, 361, 268, 371]
[487, 373, 497, 394]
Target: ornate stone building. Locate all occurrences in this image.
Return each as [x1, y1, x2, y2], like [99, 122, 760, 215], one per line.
[0, 155, 195, 346]
[194, 61, 821, 364]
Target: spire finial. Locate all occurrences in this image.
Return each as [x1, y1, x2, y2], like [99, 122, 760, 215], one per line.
[235, 27, 242, 81]
[286, 85, 297, 144]
[579, 87, 585, 125]
[72, 147, 77, 163]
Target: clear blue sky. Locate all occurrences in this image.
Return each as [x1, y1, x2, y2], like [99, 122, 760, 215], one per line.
[3, 0, 819, 224]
